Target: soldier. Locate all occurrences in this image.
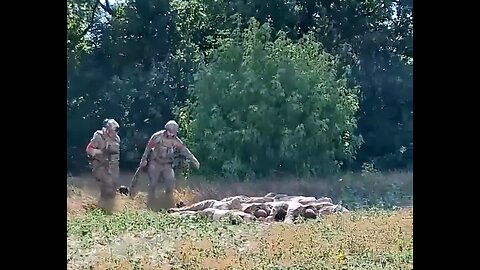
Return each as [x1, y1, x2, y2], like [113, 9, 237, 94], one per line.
[86, 119, 121, 210]
[138, 120, 200, 209]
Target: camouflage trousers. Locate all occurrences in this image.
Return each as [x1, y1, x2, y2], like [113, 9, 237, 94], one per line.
[146, 161, 176, 208]
[91, 160, 119, 200]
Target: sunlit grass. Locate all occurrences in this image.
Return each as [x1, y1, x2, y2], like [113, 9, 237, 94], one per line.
[67, 187, 412, 270]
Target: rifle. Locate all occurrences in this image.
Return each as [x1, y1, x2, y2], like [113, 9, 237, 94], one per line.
[129, 165, 144, 198]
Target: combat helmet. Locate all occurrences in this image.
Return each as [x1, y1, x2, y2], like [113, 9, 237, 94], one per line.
[103, 118, 120, 131]
[165, 120, 179, 133]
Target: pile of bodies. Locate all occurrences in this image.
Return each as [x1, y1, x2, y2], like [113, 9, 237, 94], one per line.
[167, 193, 348, 223]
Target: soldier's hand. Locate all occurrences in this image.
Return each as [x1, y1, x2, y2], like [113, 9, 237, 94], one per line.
[139, 159, 147, 168]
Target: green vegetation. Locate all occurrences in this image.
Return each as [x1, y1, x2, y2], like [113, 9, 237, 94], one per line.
[67, 207, 412, 269]
[67, 1, 413, 268]
[67, 0, 413, 177]
[189, 20, 361, 178]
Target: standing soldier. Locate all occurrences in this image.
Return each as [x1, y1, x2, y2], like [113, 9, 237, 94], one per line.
[86, 118, 121, 209]
[137, 120, 200, 208]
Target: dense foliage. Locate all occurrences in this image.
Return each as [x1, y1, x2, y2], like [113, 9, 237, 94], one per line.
[188, 20, 361, 178]
[67, 0, 413, 178]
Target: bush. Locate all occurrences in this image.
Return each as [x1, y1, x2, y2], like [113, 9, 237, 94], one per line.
[185, 19, 362, 179]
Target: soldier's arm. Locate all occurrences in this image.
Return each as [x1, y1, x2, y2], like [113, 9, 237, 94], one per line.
[174, 137, 200, 168]
[86, 131, 104, 156]
[112, 135, 121, 156]
[140, 133, 158, 162]
[116, 134, 121, 144]
[118, 135, 121, 157]
[174, 138, 196, 161]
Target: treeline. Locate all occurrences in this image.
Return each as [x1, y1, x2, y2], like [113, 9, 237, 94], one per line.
[67, 0, 413, 179]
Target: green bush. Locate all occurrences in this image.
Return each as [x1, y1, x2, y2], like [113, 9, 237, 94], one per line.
[186, 19, 362, 179]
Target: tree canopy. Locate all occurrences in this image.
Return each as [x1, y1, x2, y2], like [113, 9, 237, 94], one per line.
[67, 0, 413, 178]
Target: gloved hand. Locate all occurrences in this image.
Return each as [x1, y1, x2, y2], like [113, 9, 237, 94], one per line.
[90, 149, 103, 156]
[139, 159, 147, 168]
[191, 157, 200, 169]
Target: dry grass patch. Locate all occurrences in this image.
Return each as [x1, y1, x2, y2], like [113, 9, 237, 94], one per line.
[68, 206, 412, 270]
[67, 179, 413, 270]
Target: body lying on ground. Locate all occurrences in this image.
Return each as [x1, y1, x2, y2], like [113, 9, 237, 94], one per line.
[167, 193, 348, 223]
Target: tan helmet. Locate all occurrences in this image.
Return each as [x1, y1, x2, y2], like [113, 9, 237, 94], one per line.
[103, 118, 120, 131]
[165, 120, 179, 132]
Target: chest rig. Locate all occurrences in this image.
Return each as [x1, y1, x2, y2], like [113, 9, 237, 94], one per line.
[150, 131, 177, 163]
[89, 130, 120, 164]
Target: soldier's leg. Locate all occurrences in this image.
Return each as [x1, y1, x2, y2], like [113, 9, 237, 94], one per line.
[91, 162, 103, 182]
[92, 165, 111, 197]
[93, 166, 115, 211]
[110, 162, 120, 187]
[161, 166, 177, 209]
[146, 162, 162, 209]
[147, 162, 162, 197]
[101, 163, 118, 199]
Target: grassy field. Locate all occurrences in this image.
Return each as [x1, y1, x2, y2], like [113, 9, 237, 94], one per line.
[67, 170, 413, 209]
[67, 172, 413, 270]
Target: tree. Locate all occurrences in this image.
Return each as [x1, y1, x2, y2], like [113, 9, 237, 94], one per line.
[185, 19, 362, 179]
[67, 0, 195, 170]
[303, 0, 413, 169]
[66, 0, 413, 175]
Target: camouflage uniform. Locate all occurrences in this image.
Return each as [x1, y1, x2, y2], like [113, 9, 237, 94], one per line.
[86, 119, 120, 202]
[139, 120, 200, 208]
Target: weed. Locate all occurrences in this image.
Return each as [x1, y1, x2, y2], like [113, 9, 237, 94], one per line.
[68, 205, 412, 269]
